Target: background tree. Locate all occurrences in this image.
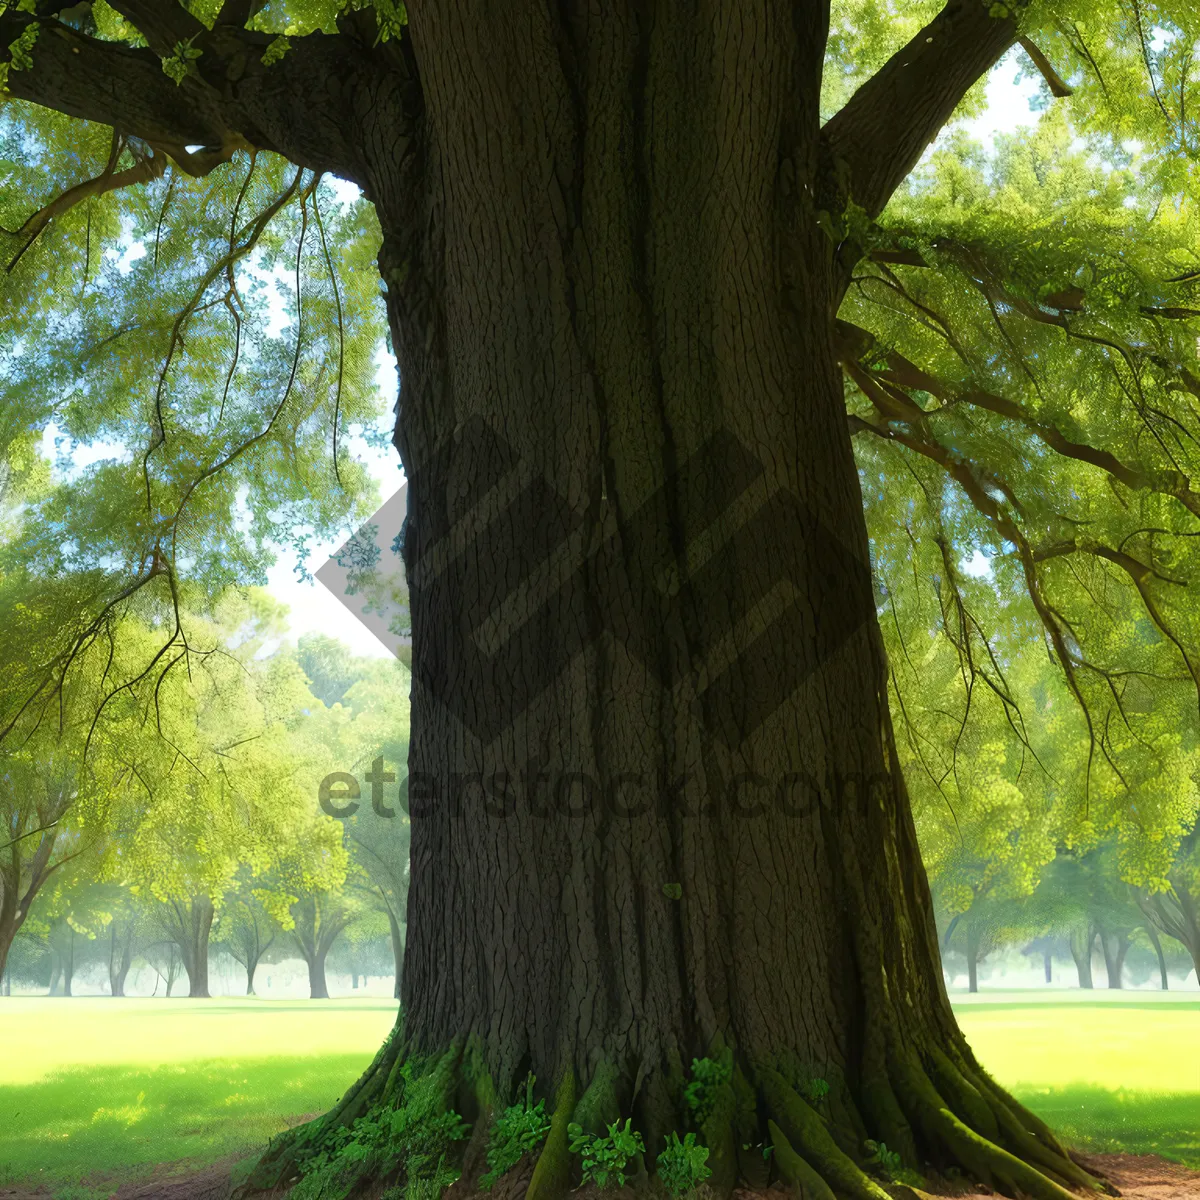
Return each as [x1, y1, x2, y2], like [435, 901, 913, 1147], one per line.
[217, 881, 282, 996]
[1135, 813, 1200, 982]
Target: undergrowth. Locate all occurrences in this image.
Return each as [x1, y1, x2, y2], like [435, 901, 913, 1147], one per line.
[290, 1061, 468, 1200]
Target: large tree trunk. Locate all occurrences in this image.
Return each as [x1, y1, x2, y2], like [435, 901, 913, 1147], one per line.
[246, 10, 1096, 1200]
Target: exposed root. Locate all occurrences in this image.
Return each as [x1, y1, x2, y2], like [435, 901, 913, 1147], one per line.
[235, 1027, 1116, 1200]
[757, 1067, 893, 1200]
[890, 1053, 1083, 1200]
[767, 1119, 838, 1200]
[524, 1069, 576, 1200]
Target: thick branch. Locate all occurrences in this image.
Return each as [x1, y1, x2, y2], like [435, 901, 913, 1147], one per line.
[0, 10, 412, 186]
[105, 0, 206, 57]
[2, 15, 233, 151]
[821, 0, 1018, 218]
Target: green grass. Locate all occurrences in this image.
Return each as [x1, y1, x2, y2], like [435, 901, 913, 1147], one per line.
[0, 998, 397, 1191]
[0, 995, 1195, 1193]
[953, 995, 1200, 1170]
[0, 1056, 370, 1190]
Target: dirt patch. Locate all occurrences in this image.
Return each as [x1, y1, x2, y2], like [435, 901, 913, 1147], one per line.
[914, 1154, 1200, 1199]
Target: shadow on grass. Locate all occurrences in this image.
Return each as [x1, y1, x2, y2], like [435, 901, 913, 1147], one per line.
[0, 1054, 371, 1191]
[1013, 1084, 1200, 1170]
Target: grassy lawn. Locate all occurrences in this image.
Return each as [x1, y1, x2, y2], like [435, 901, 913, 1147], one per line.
[954, 993, 1200, 1171]
[0, 994, 1195, 1193]
[0, 998, 397, 1192]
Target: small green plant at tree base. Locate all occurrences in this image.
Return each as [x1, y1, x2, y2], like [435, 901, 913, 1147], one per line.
[567, 1118, 646, 1188]
[741, 1142, 773, 1161]
[863, 1140, 923, 1188]
[656, 1132, 712, 1198]
[292, 1064, 468, 1200]
[803, 1078, 829, 1104]
[481, 1075, 552, 1187]
[683, 1056, 733, 1126]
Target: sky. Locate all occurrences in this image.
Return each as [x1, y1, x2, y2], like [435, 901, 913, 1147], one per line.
[38, 46, 1043, 660]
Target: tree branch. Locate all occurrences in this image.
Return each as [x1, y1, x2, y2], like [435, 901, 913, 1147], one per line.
[821, 0, 1019, 219]
[2, 14, 233, 152]
[1018, 36, 1073, 98]
[104, 0, 205, 57]
[0, 8, 413, 187]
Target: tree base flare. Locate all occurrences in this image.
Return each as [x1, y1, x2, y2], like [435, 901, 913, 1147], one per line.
[237, 1024, 1117, 1200]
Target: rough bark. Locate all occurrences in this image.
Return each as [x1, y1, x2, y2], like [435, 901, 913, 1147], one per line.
[4, 5, 1108, 1200]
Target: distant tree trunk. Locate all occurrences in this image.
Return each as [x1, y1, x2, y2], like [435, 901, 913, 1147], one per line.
[1097, 928, 1124, 989]
[1043, 951, 1052, 984]
[352, 972, 360, 989]
[109, 922, 134, 997]
[0, 908, 14, 992]
[308, 950, 330, 1000]
[1070, 926, 1095, 989]
[158, 943, 183, 997]
[0, 829, 61, 987]
[60, 930, 75, 997]
[1145, 924, 1169, 990]
[1138, 874, 1200, 985]
[966, 925, 980, 994]
[245, 954, 260, 995]
[289, 896, 353, 1000]
[386, 907, 403, 1001]
[163, 897, 215, 998]
[1113, 935, 1130, 988]
[48, 959, 61, 996]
